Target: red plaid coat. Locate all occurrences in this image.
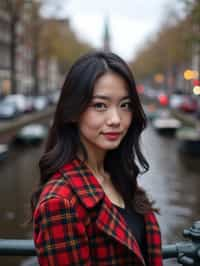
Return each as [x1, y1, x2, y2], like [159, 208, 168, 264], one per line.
[33, 158, 163, 266]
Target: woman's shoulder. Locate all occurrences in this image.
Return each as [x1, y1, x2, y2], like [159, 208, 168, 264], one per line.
[37, 160, 80, 207]
[35, 157, 104, 216]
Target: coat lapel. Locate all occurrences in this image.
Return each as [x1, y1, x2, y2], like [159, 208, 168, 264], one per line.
[96, 196, 145, 265]
[63, 158, 145, 265]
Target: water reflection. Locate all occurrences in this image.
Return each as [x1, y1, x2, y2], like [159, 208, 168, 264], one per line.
[0, 124, 199, 265]
[0, 144, 43, 238]
[141, 125, 200, 245]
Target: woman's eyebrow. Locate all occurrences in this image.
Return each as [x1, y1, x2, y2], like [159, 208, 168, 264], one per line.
[92, 95, 130, 100]
[92, 95, 109, 100]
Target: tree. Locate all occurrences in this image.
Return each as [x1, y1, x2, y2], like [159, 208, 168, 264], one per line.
[184, 0, 200, 78]
[5, 0, 25, 94]
[39, 18, 93, 74]
[28, 0, 41, 95]
[1, 0, 93, 94]
[130, 12, 192, 88]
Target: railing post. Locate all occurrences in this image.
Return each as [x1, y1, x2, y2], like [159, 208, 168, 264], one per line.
[176, 221, 200, 265]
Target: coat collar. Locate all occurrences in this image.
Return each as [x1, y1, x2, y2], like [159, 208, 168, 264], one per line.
[62, 157, 105, 208]
[61, 158, 146, 265]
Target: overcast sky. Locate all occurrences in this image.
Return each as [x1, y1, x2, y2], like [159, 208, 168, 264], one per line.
[43, 0, 185, 61]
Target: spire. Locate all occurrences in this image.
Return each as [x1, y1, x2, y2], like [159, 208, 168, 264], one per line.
[103, 16, 111, 52]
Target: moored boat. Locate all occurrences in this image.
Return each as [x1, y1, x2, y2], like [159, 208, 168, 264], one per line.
[176, 127, 200, 155]
[14, 123, 48, 145]
[152, 117, 182, 135]
[0, 144, 9, 161]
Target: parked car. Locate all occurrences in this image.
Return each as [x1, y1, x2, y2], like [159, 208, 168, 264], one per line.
[47, 91, 60, 105]
[179, 96, 198, 113]
[0, 101, 20, 120]
[2, 94, 27, 113]
[25, 96, 35, 113]
[32, 96, 49, 111]
[145, 88, 158, 100]
[169, 93, 198, 113]
[169, 93, 185, 109]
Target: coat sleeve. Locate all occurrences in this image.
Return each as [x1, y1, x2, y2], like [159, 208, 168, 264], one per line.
[33, 197, 91, 266]
[146, 212, 163, 266]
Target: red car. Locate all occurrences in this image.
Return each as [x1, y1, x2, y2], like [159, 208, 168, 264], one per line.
[180, 97, 198, 113]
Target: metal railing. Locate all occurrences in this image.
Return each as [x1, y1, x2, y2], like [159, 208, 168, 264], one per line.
[0, 221, 200, 265]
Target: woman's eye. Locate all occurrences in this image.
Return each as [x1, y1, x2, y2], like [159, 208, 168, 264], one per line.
[92, 102, 107, 110]
[121, 102, 132, 110]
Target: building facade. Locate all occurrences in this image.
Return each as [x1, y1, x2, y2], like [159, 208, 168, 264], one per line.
[0, 9, 11, 96]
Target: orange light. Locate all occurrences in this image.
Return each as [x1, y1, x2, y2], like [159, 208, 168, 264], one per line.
[154, 73, 164, 84]
[184, 70, 199, 80]
[184, 70, 193, 80]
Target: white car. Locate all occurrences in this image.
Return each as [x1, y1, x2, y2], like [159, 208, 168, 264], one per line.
[169, 94, 185, 109]
[0, 101, 20, 119]
[2, 94, 27, 113]
[32, 96, 49, 111]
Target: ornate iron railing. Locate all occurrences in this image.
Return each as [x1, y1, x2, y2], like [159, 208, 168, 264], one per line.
[0, 221, 200, 265]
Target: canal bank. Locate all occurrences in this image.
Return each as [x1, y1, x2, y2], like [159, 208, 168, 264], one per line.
[0, 107, 55, 143]
[171, 110, 200, 128]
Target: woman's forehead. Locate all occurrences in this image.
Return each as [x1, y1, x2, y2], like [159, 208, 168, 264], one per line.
[92, 72, 129, 97]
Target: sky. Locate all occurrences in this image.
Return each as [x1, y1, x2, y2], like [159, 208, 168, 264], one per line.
[43, 0, 185, 61]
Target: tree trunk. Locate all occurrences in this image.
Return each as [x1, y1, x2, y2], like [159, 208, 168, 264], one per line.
[32, 32, 39, 96]
[10, 16, 17, 94]
[31, 2, 40, 96]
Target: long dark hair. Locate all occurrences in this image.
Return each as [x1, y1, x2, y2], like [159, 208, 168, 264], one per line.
[31, 51, 156, 218]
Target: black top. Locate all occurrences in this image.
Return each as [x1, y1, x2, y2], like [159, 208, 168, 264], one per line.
[115, 205, 148, 265]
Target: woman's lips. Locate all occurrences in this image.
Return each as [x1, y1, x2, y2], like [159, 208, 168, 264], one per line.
[103, 132, 121, 141]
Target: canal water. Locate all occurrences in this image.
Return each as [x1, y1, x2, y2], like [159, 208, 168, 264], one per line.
[0, 123, 199, 266]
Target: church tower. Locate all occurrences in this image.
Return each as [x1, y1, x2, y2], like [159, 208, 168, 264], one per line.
[103, 16, 111, 52]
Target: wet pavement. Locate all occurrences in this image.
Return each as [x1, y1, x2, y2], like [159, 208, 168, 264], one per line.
[0, 123, 200, 266]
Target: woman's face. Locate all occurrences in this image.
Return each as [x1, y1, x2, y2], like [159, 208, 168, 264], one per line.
[78, 72, 133, 156]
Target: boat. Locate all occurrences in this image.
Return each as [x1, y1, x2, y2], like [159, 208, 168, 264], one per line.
[0, 144, 9, 161]
[176, 127, 200, 155]
[152, 109, 182, 135]
[14, 123, 48, 145]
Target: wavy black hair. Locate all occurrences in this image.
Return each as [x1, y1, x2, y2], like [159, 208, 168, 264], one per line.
[31, 51, 156, 218]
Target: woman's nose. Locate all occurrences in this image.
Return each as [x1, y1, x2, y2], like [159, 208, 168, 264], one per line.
[106, 108, 121, 126]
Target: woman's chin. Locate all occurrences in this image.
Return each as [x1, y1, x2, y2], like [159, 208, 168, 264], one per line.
[99, 141, 121, 151]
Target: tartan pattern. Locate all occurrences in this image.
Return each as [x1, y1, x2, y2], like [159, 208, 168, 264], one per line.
[33, 158, 163, 265]
[145, 214, 163, 266]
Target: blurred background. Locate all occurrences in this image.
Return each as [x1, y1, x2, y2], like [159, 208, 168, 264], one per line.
[0, 0, 200, 265]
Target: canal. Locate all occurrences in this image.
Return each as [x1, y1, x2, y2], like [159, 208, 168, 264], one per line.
[0, 122, 200, 266]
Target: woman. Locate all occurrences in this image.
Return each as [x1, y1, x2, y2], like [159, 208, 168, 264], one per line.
[31, 51, 163, 265]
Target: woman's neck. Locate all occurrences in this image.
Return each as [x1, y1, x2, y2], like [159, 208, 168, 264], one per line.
[85, 157, 111, 185]
[77, 147, 108, 180]
[79, 152, 104, 172]
[78, 140, 106, 169]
